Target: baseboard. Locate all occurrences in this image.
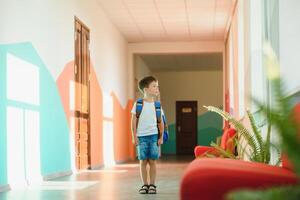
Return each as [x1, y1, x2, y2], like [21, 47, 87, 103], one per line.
[90, 164, 104, 170]
[88, 159, 132, 169]
[115, 159, 131, 164]
[43, 170, 73, 181]
[0, 184, 10, 192]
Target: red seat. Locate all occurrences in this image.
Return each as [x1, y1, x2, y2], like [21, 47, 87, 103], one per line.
[180, 158, 298, 200]
[194, 128, 236, 158]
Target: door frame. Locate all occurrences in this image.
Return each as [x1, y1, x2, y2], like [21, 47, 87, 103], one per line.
[74, 16, 91, 170]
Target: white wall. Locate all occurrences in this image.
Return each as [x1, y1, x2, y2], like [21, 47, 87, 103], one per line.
[135, 56, 152, 81]
[0, 0, 129, 107]
[279, 0, 300, 95]
[128, 41, 224, 99]
[153, 70, 223, 124]
[134, 56, 152, 99]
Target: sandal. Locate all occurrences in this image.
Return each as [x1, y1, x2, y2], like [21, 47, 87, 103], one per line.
[148, 184, 157, 194]
[139, 184, 149, 194]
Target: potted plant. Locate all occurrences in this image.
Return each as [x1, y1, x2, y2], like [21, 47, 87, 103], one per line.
[202, 105, 280, 165]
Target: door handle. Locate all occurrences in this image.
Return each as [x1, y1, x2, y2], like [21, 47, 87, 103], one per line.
[178, 126, 181, 132]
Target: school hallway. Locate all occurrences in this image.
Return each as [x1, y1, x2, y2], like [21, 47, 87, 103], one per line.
[1, 0, 300, 199]
[0, 156, 192, 200]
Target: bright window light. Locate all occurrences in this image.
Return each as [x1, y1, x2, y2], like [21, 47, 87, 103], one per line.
[238, 4, 245, 118]
[102, 92, 114, 167]
[250, 0, 264, 111]
[6, 54, 41, 188]
[24, 110, 42, 183]
[7, 106, 27, 189]
[6, 53, 39, 105]
[229, 32, 235, 114]
[69, 81, 75, 111]
[103, 121, 115, 167]
[7, 107, 42, 188]
[103, 92, 113, 118]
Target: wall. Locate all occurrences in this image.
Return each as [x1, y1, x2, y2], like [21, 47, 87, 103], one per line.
[0, 0, 132, 187]
[226, 0, 241, 119]
[0, 43, 71, 185]
[134, 56, 152, 99]
[154, 70, 223, 154]
[135, 56, 152, 81]
[154, 71, 223, 123]
[128, 41, 224, 99]
[0, 0, 129, 106]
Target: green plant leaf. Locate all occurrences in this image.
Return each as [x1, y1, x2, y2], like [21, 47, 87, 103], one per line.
[210, 142, 236, 159]
[247, 109, 265, 162]
[204, 106, 261, 162]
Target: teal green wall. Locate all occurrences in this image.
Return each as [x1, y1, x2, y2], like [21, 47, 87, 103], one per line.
[162, 111, 223, 154]
[161, 124, 176, 154]
[0, 43, 71, 185]
[197, 111, 223, 146]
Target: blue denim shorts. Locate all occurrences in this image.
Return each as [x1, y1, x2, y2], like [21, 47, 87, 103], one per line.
[136, 134, 159, 160]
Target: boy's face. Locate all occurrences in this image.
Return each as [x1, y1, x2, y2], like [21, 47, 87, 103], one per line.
[144, 81, 159, 97]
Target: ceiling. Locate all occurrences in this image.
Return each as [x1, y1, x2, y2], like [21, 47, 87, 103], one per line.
[137, 53, 223, 72]
[97, 0, 235, 43]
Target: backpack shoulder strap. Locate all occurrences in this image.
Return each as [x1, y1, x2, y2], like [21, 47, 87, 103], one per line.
[136, 98, 143, 118]
[154, 101, 162, 123]
[162, 113, 167, 125]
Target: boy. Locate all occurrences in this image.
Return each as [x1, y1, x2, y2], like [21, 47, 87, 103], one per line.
[131, 76, 164, 194]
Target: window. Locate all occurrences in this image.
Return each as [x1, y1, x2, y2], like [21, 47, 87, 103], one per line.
[6, 53, 41, 188]
[103, 92, 115, 167]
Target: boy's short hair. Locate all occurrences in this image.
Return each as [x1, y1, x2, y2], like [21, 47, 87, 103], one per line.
[138, 76, 157, 93]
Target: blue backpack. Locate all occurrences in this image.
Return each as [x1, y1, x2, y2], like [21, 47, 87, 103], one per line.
[136, 98, 169, 143]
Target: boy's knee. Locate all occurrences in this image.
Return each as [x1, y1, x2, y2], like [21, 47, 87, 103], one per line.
[140, 160, 148, 166]
[149, 159, 156, 165]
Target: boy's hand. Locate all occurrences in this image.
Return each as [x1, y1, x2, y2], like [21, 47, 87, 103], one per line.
[132, 136, 139, 145]
[158, 137, 163, 146]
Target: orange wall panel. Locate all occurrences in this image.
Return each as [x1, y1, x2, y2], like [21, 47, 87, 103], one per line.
[57, 62, 104, 168]
[113, 93, 130, 162]
[89, 66, 104, 167]
[126, 100, 136, 160]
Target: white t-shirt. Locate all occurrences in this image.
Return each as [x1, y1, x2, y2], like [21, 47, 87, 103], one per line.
[131, 101, 164, 137]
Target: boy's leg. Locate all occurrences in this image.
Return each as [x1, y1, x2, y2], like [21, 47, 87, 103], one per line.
[136, 136, 148, 186]
[148, 159, 157, 194]
[148, 134, 159, 194]
[140, 160, 148, 185]
[149, 159, 156, 185]
[148, 134, 159, 185]
[137, 136, 152, 194]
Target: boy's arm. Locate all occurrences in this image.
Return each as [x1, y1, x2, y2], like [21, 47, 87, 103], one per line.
[161, 116, 165, 137]
[131, 114, 138, 145]
[158, 114, 164, 145]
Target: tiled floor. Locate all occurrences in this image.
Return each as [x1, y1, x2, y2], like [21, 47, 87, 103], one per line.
[0, 155, 193, 200]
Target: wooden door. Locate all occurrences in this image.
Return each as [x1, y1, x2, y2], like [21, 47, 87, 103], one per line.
[176, 101, 197, 155]
[74, 17, 91, 170]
